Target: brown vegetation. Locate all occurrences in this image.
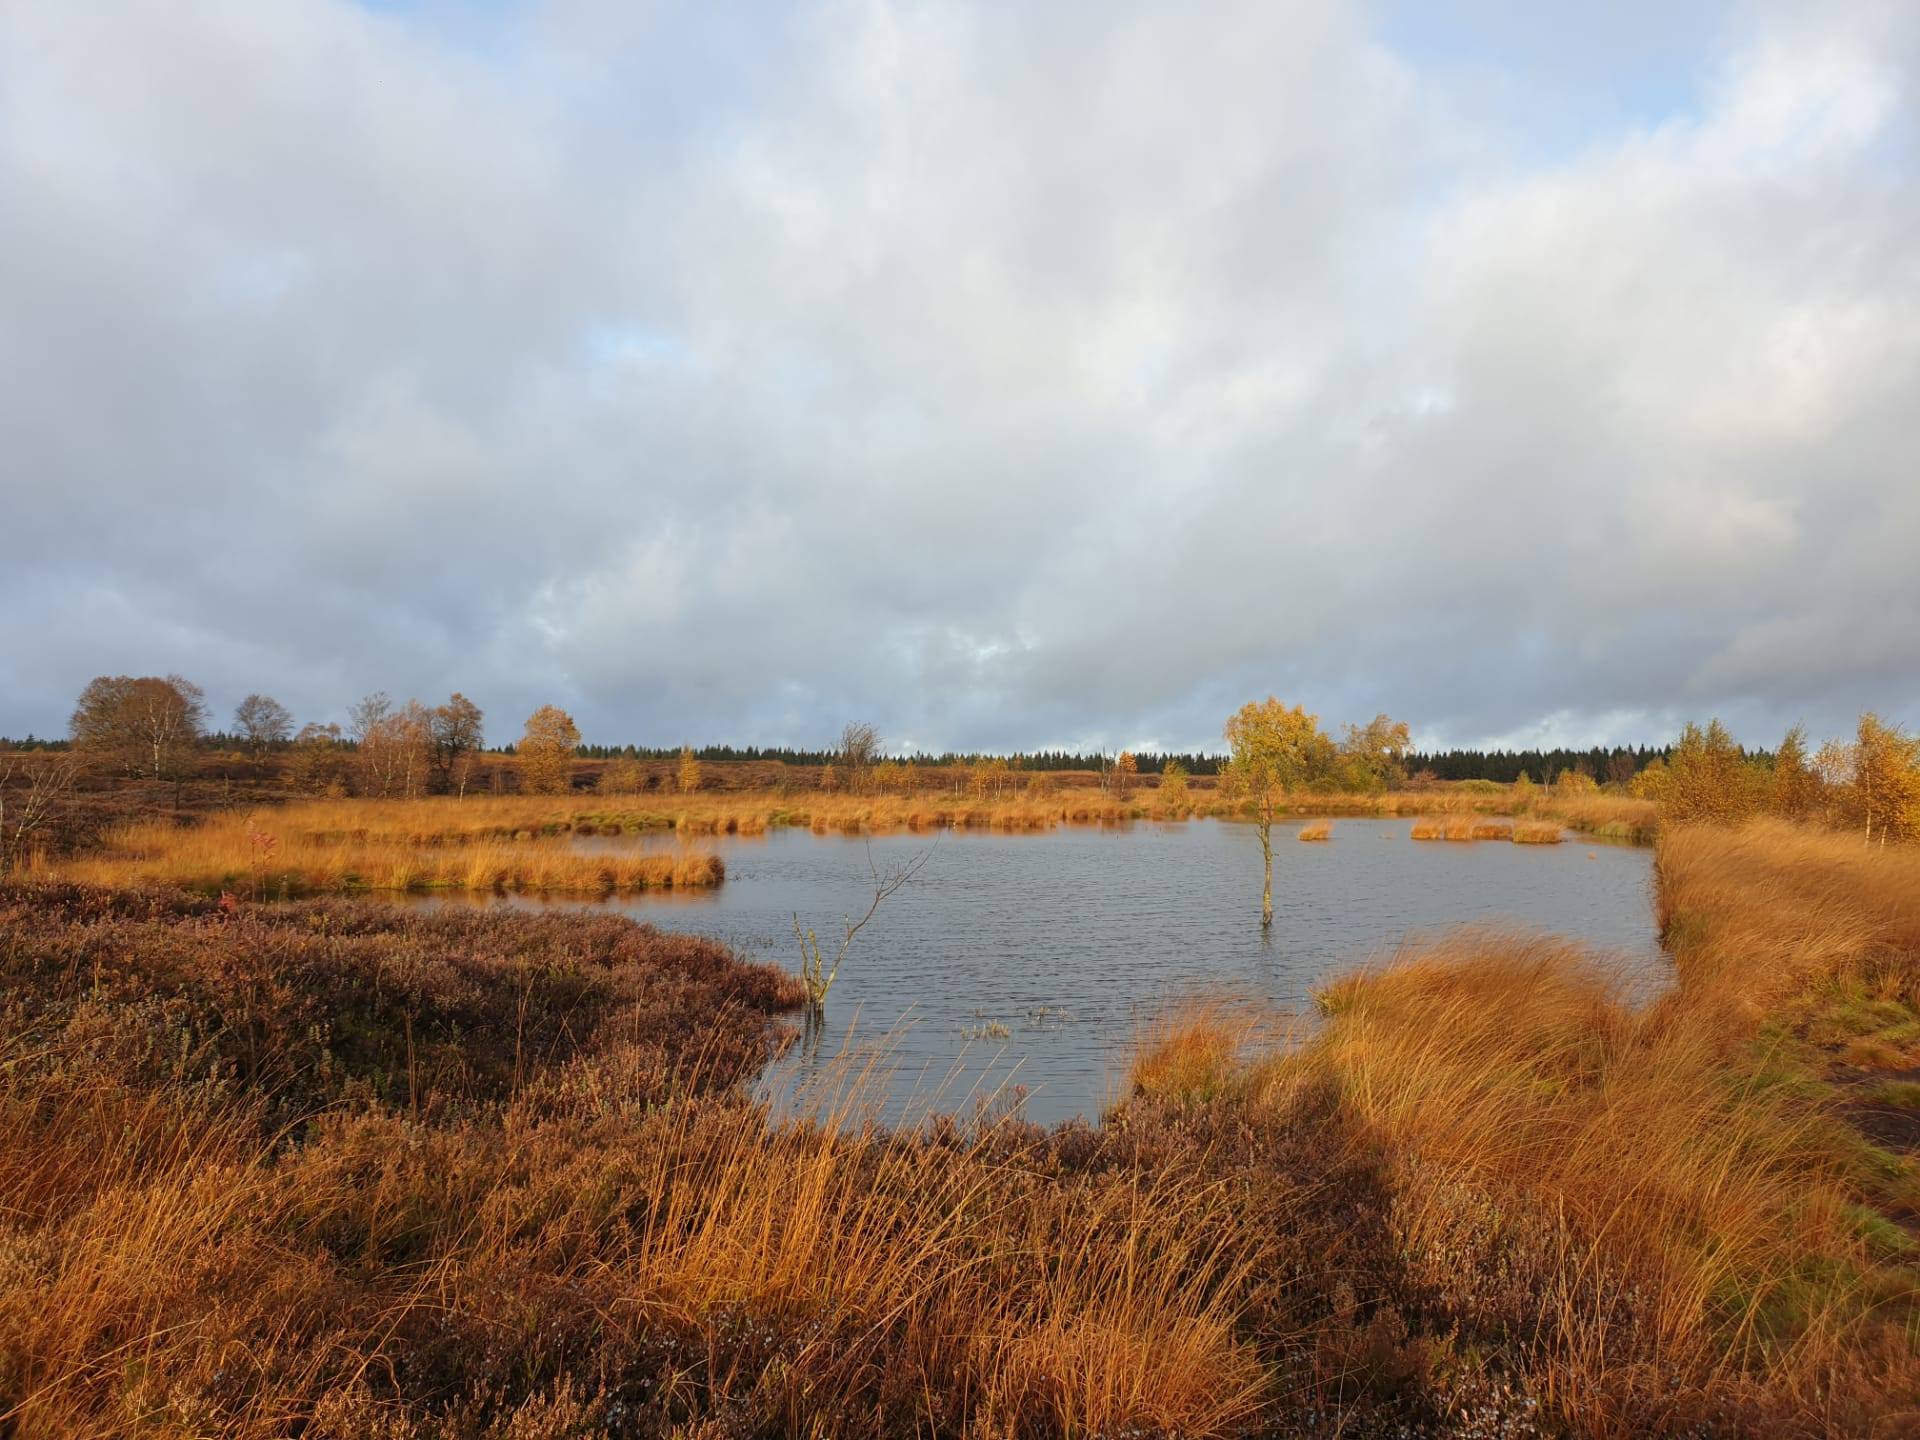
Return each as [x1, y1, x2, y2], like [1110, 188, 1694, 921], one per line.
[7, 818, 1919, 1435]
[1297, 819, 1331, 841]
[1509, 821, 1564, 844]
[1125, 823, 1920, 1434]
[31, 804, 724, 895]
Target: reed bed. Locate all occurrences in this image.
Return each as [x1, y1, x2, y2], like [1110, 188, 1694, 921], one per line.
[54, 784, 1655, 860]
[1410, 816, 1480, 841]
[1297, 819, 1332, 841]
[1510, 821, 1565, 844]
[1537, 793, 1660, 843]
[35, 808, 724, 894]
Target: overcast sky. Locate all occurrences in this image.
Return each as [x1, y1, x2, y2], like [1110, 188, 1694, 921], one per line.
[3, 0, 1916, 754]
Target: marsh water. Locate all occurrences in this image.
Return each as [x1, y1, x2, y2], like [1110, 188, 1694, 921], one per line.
[428, 817, 1662, 1126]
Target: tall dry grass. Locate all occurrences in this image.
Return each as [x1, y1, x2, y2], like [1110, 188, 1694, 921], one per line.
[39, 783, 1659, 863]
[9, 820, 1909, 1435]
[33, 804, 724, 894]
[0, 884, 1291, 1438]
[1656, 820, 1920, 1011]
[1125, 824, 1920, 1435]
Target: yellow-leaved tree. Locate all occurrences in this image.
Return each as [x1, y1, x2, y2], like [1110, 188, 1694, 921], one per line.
[1664, 720, 1756, 825]
[1851, 713, 1920, 846]
[1158, 760, 1190, 813]
[518, 705, 581, 795]
[1769, 725, 1820, 820]
[677, 745, 702, 795]
[1223, 698, 1333, 927]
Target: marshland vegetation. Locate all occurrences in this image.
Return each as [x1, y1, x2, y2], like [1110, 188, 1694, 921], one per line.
[3, 818, 1918, 1436]
[7, 679, 1920, 1432]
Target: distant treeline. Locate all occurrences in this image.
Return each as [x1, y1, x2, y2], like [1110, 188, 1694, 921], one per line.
[3, 733, 1758, 791]
[1407, 746, 1676, 785]
[574, 744, 1233, 774]
[5, 730, 1703, 785]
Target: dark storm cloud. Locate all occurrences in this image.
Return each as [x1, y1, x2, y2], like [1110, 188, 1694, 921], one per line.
[2, 0, 1916, 753]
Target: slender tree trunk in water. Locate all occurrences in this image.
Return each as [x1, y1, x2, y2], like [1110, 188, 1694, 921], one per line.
[1260, 820, 1273, 928]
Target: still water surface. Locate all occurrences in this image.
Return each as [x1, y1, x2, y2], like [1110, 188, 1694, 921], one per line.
[444, 818, 1661, 1126]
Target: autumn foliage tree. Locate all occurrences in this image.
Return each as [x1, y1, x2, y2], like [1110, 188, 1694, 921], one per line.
[349, 694, 432, 798]
[1158, 760, 1190, 813]
[1770, 725, 1820, 820]
[1849, 713, 1920, 847]
[232, 693, 293, 762]
[1224, 698, 1333, 927]
[519, 706, 581, 795]
[597, 758, 645, 795]
[677, 745, 702, 795]
[70, 674, 207, 781]
[287, 723, 350, 795]
[429, 694, 485, 796]
[1663, 720, 1756, 825]
[1337, 714, 1411, 793]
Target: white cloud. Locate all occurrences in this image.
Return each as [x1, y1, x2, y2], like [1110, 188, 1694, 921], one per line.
[1, 0, 1916, 751]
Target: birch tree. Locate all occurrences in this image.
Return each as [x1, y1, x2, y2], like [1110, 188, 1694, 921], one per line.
[1223, 698, 1332, 927]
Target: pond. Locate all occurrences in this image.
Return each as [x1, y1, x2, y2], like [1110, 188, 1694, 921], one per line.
[429, 817, 1663, 1127]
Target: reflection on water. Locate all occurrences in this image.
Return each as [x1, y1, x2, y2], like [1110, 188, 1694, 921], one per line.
[424, 818, 1662, 1126]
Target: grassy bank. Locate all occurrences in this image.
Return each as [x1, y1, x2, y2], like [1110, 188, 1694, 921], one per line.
[30, 785, 1656, 873]
[3, 821, 1912, 1435]
[32, 805, 726, 895]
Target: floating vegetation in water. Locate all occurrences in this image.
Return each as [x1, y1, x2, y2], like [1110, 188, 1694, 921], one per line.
[961, 1020, 1011, 1042]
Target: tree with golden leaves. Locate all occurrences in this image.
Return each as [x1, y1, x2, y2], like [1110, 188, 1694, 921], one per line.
[677, 745, 703, 795]
[1223, 698, 1333, 927]
[1851, 713, 1920, 846]
[1113, 751, 1138, 800]
[1158, 760, 1190, 813]
[518, 705, 581, 795]
[1337, 714, 1411, 794]
[1664, 720, 1755, 825]
[596, 758, 645, 795]
[1769, 725, 1820, 820]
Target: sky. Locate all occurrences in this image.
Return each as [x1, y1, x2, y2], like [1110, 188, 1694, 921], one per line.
[2, 0, 1917, 755]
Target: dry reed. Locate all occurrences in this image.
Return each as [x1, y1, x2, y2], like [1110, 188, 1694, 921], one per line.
[34, 806, 724, 894]
[1511, 821, 1565, 844]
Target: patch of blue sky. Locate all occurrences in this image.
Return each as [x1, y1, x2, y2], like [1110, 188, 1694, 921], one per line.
[1373, 0, 1731, 160]
[579, 322, 693, 368]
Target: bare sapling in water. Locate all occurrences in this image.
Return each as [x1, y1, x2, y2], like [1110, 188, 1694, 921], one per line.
[793, 841, 933, 1010]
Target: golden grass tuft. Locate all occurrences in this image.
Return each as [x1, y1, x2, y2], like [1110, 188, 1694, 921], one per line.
[1410, 816, 1481, 841]
[1297, 820, 1332, 842]
[1510, 821, 1564, 844]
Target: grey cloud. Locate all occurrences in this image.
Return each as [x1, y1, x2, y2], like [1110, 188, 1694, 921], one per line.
[2, 0, 1917, 754]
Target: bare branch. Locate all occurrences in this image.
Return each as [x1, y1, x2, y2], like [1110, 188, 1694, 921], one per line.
[793, 838, 936, 1009]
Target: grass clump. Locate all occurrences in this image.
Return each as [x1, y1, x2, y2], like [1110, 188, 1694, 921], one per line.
[1510, 821, 1564, 844]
